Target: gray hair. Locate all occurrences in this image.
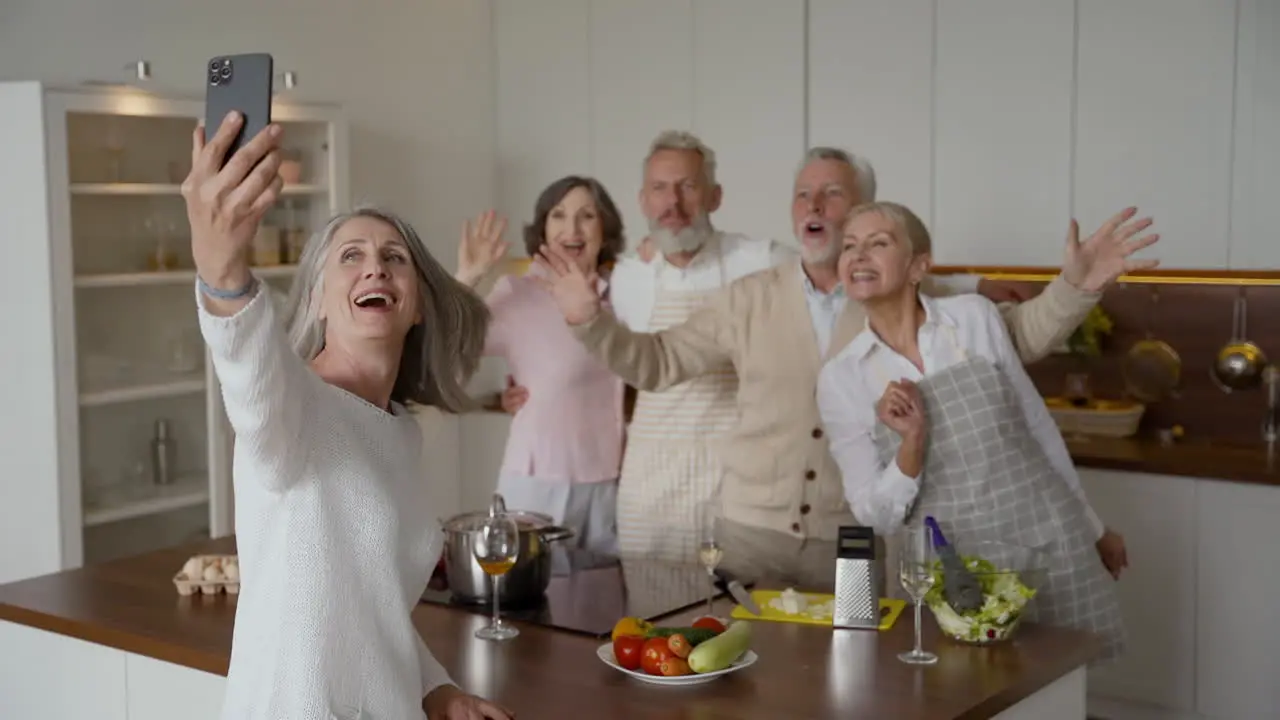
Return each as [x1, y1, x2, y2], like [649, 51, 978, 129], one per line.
[644, 130, 718, 187]
[283, 205, 490, 412]
[798, 147, 877, 203]
[845, 201, 933, 255]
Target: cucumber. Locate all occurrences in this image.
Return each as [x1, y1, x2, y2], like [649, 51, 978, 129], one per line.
[643, 626, 720, 646]
[687, 620, 752, 673]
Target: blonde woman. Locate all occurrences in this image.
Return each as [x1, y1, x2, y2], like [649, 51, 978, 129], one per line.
[184, 112, 512, 720]
[816, 201, 1158, 663]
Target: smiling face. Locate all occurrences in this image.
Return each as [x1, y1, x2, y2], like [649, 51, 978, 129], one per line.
[792, 157, 861, 266]
[640, 147, 721, 254]
[319, 215, 422, 346]
[838, 207, 931, 302]
[543, 185, 605, 274]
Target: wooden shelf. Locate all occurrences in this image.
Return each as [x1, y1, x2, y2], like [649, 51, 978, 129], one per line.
[68, 183, 327, 197]
[82, 475, 210, 527]
[79, 376, 206, 407]
[75, 264, 297, 289]
[932, 265, 1280, 287]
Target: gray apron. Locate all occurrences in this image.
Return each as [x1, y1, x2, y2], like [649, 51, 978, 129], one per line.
[871, 330, 1126, 662]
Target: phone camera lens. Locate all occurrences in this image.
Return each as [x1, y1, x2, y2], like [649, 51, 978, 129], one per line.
[209, 73, 221, 86]
[219, 65, 232, 79]
[210, 60, 222, 73]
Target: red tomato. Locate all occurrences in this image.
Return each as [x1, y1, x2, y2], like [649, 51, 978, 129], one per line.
[692, 616, 726, 634]
[641, 637, 676, 675]
[612, 635, 645, 671]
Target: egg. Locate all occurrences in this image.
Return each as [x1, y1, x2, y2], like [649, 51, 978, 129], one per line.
[182, 556, 205, 579]
[202, 564, 224, 583]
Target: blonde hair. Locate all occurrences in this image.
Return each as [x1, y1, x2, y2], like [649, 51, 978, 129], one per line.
[844, 201, 933, 255]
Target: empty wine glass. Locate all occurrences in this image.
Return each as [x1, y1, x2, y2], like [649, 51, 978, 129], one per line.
[696, 500, 723, 614]
[898, 523, 939, 665]
[472, 503, 520, 641]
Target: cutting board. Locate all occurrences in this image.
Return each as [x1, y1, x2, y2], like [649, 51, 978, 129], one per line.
[729, 590, 906, 631]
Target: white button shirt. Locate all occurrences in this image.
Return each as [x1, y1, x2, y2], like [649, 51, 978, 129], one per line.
[815, 292, 1105, 538]
[798, 264, 981, 357]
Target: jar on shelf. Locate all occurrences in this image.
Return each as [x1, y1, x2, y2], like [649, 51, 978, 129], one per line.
[283, 200, 307, 264]
[278, 149, 304, 185]
[252, 224, 282, 266]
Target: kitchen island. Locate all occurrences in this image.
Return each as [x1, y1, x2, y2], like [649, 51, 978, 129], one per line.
[0, 537, 1102, 720]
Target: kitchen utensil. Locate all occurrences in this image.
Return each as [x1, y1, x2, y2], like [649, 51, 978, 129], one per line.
[1262, 365, 1278, 443]
[729, 590, 906, 631]
[924, 517, 982, 613]
[1122, 286, 1181, 402]
[596, 643, 758, 685]
[923, 540, 1049, 645]
[833, 525, 883, 629]
[440, 494, 574, 606]
[1211, 287, 1267, 393]
[713, 570, 759, 615]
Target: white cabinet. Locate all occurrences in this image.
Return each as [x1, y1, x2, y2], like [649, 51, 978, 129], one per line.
[807, 0, 934, 220]
[1073, 1, 1237, 269]
[0, 621, 128, 720]
[0, 620, 225, 720]
[492, 0, 591, 238]
[0, 82, 348, 583]
[588, 0, 694, 242]
[691, 0, 805, 244]
[933, 1, 1074, 266]
[1195, 480, 1280, 719]
[1228, 0, 1280, 270]
[1078, 469, 1198, 714]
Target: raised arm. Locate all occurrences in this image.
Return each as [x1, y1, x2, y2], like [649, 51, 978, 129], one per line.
[816, 358, 925, 535]
[536, 244, 736, 392]
[994, 206, 1161, 364]
[183, 113, 314, 493]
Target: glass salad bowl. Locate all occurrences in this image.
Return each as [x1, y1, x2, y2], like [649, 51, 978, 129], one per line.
[922, 540, 1050, 646]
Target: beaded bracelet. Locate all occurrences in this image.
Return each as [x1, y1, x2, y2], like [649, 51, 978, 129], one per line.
[197, 273, 257, 300]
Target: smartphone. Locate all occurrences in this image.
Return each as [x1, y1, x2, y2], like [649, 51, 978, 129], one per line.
[204, 53, 274, 168]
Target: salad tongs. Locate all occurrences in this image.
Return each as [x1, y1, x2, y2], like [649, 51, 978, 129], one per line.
[924, 516, 983, 612]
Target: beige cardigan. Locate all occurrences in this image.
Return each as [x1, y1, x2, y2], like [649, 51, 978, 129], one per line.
[571, 259, 1100, 541]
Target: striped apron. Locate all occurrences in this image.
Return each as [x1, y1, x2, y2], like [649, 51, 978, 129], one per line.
[872, 328, 1126, 662]
[618, 252, 739, 612]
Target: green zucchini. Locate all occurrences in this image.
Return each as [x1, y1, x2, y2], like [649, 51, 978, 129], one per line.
[643, 626, 720, 646]
[687, 620, 752, 673]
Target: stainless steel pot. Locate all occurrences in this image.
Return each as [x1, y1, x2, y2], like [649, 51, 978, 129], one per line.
[440, 494, 574, 606]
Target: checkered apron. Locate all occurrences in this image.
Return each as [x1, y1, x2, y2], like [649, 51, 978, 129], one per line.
[870, 333, 1126, 662]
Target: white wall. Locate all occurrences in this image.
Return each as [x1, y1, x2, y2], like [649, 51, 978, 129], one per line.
[0, 0, 495, 265]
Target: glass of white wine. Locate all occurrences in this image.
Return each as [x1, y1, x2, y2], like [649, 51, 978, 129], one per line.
[697, 500, 723, 615]
[898, 522, 938, 665]
[472, 510, 521, 641]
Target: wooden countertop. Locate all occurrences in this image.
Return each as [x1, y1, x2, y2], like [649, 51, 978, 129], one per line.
[0, 537, 1103, 720]
[1066, 435, 1280, 487]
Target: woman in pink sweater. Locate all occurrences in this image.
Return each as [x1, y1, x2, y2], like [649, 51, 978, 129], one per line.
[456, 176, 628, 556]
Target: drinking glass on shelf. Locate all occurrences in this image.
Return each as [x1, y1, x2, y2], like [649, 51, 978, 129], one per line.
[696, 500, 723, 615]
[898, 523, 939, 665]
[472, 508, 520, 641]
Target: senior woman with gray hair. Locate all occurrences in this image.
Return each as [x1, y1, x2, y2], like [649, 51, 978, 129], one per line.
[183, 112, 512, 720]
[816, 201, 1159, 664]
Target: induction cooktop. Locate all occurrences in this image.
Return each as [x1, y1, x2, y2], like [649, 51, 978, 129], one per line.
[420, 547, 728, 638]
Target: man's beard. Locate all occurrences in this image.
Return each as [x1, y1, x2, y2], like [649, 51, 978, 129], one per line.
[649, 213, 715, 256]
[798, 227, 841, 265]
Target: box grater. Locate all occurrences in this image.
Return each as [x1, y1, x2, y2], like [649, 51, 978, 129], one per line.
[833, 525, 881, 629]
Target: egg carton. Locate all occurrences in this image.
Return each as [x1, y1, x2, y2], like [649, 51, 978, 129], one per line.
[173, 554, 241, 596]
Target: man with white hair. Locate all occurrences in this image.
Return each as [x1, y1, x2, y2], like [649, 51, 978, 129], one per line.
[533, 145, 1155, 590]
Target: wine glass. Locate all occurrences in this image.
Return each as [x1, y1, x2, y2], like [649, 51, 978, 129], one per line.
[472, 509, 520, 641]
[898, 523, 939, 665]
[696, 500, 723, 614]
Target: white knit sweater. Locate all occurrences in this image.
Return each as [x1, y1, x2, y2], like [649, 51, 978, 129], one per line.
[197, 283, 454, 720]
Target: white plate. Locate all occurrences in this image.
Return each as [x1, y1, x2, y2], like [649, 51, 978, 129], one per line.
[596, 643, 758, 686]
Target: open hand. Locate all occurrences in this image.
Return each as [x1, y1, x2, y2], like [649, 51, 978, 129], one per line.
[457, 210, 510, 286]
[876, 380, 927, 441]
[424, 685, 514, 720]
[1061, 207, 1160, 292]
[181, 111, 284, 291]
[636, 234, 657, 262]
[1095, 529, 1129, 580]
[532, 243, 602, 325]
[500, 375, 528, 414]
